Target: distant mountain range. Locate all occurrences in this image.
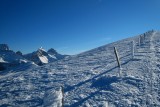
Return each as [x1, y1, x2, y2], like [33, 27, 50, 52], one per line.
[0, 44, 68, 71]
[24, 47, 68, 66]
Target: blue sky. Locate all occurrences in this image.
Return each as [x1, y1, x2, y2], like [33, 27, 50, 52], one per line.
[0, 0, 160, 55]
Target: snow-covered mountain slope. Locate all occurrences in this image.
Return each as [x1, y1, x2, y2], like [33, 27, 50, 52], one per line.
[0, 44, 36, 72]
[1, 30, 160, 107]
[24, 48, 66, 66]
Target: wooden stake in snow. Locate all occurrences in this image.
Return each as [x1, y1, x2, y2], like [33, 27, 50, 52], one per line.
[139, 36, 141, 46]
[140, 35, 142, 46]
[61, 86, 64, 107]
[114, 47, 121, 68]
[114, 47, 121, 77]
[140, 34, 145, 46]
[131, 41, 135, 59]
[140, 34, 146, 46]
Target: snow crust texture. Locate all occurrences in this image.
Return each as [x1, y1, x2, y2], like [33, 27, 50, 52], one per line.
[1, 30, 160, 107]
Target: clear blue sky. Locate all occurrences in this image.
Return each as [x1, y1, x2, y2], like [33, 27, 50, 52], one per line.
[0, 0, 160, 55]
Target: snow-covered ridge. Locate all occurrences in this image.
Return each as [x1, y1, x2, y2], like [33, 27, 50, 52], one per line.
[1, 30, 160, 107]
[0, 45, 36, 71]
[0, 44, 68, 71]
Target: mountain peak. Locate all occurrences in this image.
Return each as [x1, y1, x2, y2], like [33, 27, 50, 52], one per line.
[38, 47, 46, 52]
[0, 44, 10, 51]
[47, 48, 58, 55]
[16, 51, 23, 56]
[36, 48, 48, 57]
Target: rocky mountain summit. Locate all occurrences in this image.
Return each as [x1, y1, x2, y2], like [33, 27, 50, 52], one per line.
[24, 47, 67, 66]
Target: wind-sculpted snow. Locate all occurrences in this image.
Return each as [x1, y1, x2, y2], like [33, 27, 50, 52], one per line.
[1, 30, 160, 107]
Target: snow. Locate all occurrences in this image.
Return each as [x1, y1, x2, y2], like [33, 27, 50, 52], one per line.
[0, 49, 36, 72]
[39, 56, 48, 63]
[0, 30, 160, 106]
[39, 47, 46, 52]
[48, 54, 57, 59]
[24, 48, 65, 65]
[0, 57, 5, 63]
[44, 87, 63, 107]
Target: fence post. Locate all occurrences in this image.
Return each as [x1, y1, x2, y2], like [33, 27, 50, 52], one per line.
[114, 47, 121, 68]
[140, 35, 142, 46]
[139, 36, 141, 46]
[131, 41, 135, 59]
[61, 86, 64, 107]
[114, 47, 121, 77]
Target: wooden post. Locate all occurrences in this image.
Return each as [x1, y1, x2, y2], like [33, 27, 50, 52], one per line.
[131, 41, 135, 59]
[140, 34, 146, 45]
[140, 35, 142, 45]
[140, 34, 145, 46]
[61, 86, 64, 107]
[114, 47, 121, 68]
[139, 37, 141, 46]
[143, 33, 146, 40]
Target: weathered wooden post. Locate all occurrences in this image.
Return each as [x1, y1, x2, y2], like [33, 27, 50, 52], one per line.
[139, 36, 141, 46]
[114, 47, 121, 68]
[61, 86, 64, 107]
[139, 35, 142, 46]
[131, 41, 135, 59]
[114, 47, 121, 77]
[140, 34, 145, 46]
[143, 33, 146, 40]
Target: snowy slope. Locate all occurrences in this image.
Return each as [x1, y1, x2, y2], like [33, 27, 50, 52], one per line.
[0, 30, 160, 107]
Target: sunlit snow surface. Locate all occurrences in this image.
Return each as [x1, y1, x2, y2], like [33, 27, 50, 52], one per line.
[1, 31, 160, 107]
[39, 56, 48, 64]
[0, 57, 5, 63]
